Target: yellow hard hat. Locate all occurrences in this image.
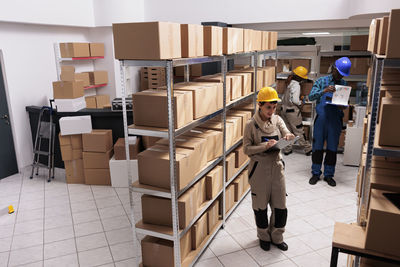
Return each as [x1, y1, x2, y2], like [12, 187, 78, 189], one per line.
[293, 66, 308, 79]
[257, 87, 281, 102]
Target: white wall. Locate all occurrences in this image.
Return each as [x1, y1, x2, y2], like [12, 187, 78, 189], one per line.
[348, 0, 400, 18]
[93, 0, 145, 26]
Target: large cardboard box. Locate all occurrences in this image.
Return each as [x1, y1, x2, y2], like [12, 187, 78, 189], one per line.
[113, 22, 181, 60]
[191, 212, 208, 249]
[207, 199, 219, 234]
[350, 35, 369, 51]
[141, 188, 196, 229]
[59, 43, 90, 58]
[199, 120, 234, 148]
[61, 145, 82, 161]
[83, 150, 113, 169]
[377, 16, 389, 55]
[223, 153, 236, 182]
[64, 159, 85, 184]
[181, 24, 203, 58]
[243, 29, 253, 52]
[233, 175, 244, 202]
[133, 89, 193, 129]
[138, 145, 198, 190]
[234, 145, 247, 168]
[89, 43, 104, 57]
[227, 110, 252, 136]
[183, 129, 223, 161]
[84, 168, 111, 185]
[141, 231, 191, 267]
[203, 26, 223, 56]
[54, 97, 86, 112]
[74, 73, 91, 87]
[365, 189, 400, 257]
[59, 116, 92, 136]
[385, 9, 400, 58]
[109, 156, 138, 187]
[223, 27, 244, 54]
[82, 129, 112, 153]
[114, 137, 140, 160]
[53, 81, 84, 99]
[205, 165, 223, 200]
[291, 59, 311, 72]
[225, 184, 235, 214]
[378, 97, 400, 146]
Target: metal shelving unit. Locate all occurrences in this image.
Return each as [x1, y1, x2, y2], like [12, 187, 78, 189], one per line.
[119, 49, 276, 267]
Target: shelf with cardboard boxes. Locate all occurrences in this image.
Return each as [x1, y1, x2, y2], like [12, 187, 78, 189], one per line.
[53, 43, 111, 111]
[331, 9, 400, 266]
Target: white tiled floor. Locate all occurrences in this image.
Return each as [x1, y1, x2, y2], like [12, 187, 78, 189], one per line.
[0, 153, 357, 266]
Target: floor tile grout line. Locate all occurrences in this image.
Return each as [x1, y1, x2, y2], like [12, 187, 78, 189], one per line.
[66, 183, 82, 267]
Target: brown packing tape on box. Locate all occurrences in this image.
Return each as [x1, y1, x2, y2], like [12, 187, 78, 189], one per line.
[191, 212, 208, 250]
[205, 165, 223, 200]
[64, 159, 85, 184]
[183, 128, 223, 161]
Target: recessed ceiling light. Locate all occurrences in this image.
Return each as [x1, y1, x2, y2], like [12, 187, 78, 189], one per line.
[302, 32, 330, 35]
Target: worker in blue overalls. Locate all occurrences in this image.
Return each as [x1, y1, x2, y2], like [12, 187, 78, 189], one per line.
[308, 57, 351, 187]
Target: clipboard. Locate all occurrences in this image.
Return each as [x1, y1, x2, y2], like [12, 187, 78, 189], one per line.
[272, 136, 301, 150]
[327, 85, 352, 107]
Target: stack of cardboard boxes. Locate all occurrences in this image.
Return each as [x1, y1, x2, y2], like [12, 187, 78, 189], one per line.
[53, 74, 86, 112]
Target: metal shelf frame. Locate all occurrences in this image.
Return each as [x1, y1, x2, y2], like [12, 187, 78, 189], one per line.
[120, 50, 276, 267]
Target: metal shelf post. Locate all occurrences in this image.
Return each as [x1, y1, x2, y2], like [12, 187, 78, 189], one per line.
[221, 55, 227, 226]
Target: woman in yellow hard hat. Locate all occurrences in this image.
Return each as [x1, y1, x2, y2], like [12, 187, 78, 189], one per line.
[280, 66, 312, 156]
[243, 87, 294, 252]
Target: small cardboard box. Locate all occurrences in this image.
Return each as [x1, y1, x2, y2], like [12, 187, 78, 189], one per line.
[83, 149, 113, 169]
[59, 116, 92, 136]
[141, 231, 191, 267]
[225, 184, 235, 214]
[193, 177, 206, 209]
[238, 68, 263, 92]
[138, 145, 198, 190]
[203, 26, 223, 56]
[378, 97, 400, 146]
[60, 66, 75, 81]
[233, 175, 244, 201]
[141, 187, 196, 229]
[225, 116, 242, 143]
[223, 153, 236, 182]
[64, 159, 85, 184]
[133, 89, 193, 129]
[181, 24, 204, 58]
[367, 19, 378, 53]
[191, 212, 208, 249]
[229, 72, 252, 96]
[385, 9, 400, 58]
[252, 30, 262, 51]
[85, 96, 97, 109]
[85, 71, 108, 85]
[291, 59, 311, 72]
[113, 22, 181, 60]
[59, 43, 90, 58]
[205, 165, 223, 200]
[89, 43, 104, 57]
[53, 81, 84, 99]
[269, 32, 278, 50]
[229, 73, 244, 100]
[59, 133, 82, 149]
[114, 137, 141, 160]
[243, 29, 253, 52]
[365, 189, 400, 256]
[84, 168, 111, 185]
[223, 27, 244, 54]
[262, 66, 276, 87]
[262, 31, 270, 50]
[183, 128, 223, 161]
[234, 145, 247, 168]
[74, 73, 91, 87]
[207, 199, 219, 234]
[350, 35, 369, 51]
[94, 95, 110, 108]
[82, 129, 113, 152]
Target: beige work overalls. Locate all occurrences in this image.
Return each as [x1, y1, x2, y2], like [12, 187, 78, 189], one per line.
[243, 111, 290, 244]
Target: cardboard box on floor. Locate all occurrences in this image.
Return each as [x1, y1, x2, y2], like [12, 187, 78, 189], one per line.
[225, 184, 235, 214]
[181, 24, 203, 58]
[141, 231, 191, 267]
[378, 97, 400, 147]
[82, 129, 113, 152]
[385, 9, 400, 58]
[133, 89, 193, 129]
[138, 145, 198, 190]
[114, 137, 141, 160]
[365, 189, 400, 257]
[191, 212, 208, 250]
[59, 43, 90, 58]
[59, 133, 83, 148]
[64, 159, 85, 184]
[206, 165, 223, 200]
[350, 35, 369, 51]
[61, 146, 82, 161]
[223, 27, 244, 54]
[141, 187, 197, 229]
[59, 116, 92, 136]
[207, 199, 219, 234]
[183, 128, 223, 161]
[53, 80, 84, 99]
[113, 22, 181, 60]
[83, 149, 113, 169]
[203, 26, 223, 56]
[84, 169, 111, 185]
[89, 43, 104, 57]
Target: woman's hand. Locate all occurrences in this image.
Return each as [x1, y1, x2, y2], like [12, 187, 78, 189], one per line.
[284, 133, 295, 141]
[265, 139, 277, 150]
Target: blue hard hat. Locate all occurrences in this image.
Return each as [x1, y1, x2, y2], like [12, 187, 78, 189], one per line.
[335, 57, 351, 76]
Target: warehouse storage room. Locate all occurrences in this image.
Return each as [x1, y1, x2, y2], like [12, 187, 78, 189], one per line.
[1, 1, 400, 267]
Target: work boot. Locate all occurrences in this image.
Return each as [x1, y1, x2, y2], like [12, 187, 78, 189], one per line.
[259, 240, 270, 251]
[309, 175, 320, 185]
[324, 177, 336, 187]
[283, 150, 293, 156]
[272, 241, 288, 251]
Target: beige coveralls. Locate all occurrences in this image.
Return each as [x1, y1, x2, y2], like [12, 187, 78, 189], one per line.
[281, 80, 312, 154]
[243, 111, 290, 243]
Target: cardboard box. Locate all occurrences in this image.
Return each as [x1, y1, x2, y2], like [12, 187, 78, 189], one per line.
[133, 89, 193, 129]
[365, 189, 400, 257]
[59, 116, 92, 136]
[194, 74, 232, 103]
[141, 188, 196, 229]
[61, 145, 82, 161]
[260, 66, 275, 87]
[74, 72, 90, 87]
[64, 159, 85, 184]
[205, 165, 223, 200]
[223, 153, 236, 181]
[83, 149, 113, 169]
[85, 95, 110, 109]
[367, 19, 378, 53]
[269, 32, 278, 50]
[114, 137, 140, 160]
[141, 231, 191, 267]
[276, 79, 286, 94]
[191, 212, 208, 249]
[252, 30, 262, 51]
[225, 116, 242, 143]
[291, 59, 311, 72]
[59, 43, 90, 58]
[230, 68, 263, 92]
[242, 169, 250, 190]
[207, 199, 219, 234]
[386, 9, 400, 58]
[377, 17, 389, 55]
[350, 35, 369, 51]
[53, 81, 84, 99]
[229, 72, 252, 96]
[227, 110, 252, 136]
[378, 97, 400, 146]
[374, 18, 382, 54]
[60, 66, 75, 81]
[109, 156, 138, 187]
[261, 31, 270, 50]
[301, 81, 313, 96]
[181, 24, 203, 58]
[233, 175, 244, 201]
[225, 184, 235, 214]
[113, 22, 181, 60]
[193, 177, 206, 209]
[82, 129, 113, 152]
[199, 120, 234, 148]
[138, 145, 198, 190]
[243, 29, 253, 52]
[59, 133, 82, 149]
[183, 129, 223, 161]
[54, 97, 86, 112]
[350, 57, 370, 75]
[234, 145, 247, 168]
[84, 168, 111, 185]
[89, 43, 104, 57]
[85, 96, 96, 109]
[85, 71, 108, 85]
[232, 101, 254, 113]
[142, 136, 161, 149]
[223, 27, 244, 54]
[203, 26, 223, 56]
